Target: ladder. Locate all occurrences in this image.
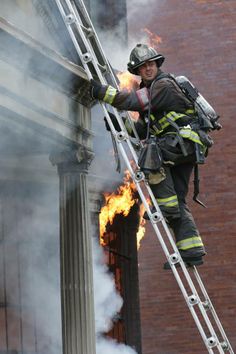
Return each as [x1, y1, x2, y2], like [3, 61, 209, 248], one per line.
[54, 1, 234, 353]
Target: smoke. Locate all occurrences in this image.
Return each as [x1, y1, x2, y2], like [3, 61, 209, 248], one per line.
[92, 239, 137, 354]
[2, 185, 62, 354]
[126, 0, 164, 42]
[0, 4, 63, 354]
[126, 0, 159, 19]
[0, 1, 58, 51]
[94, 23, 129, 71]
[97, 23, 148, 71]
[97, 337, 137, 354]
[92, 239, 123, 333]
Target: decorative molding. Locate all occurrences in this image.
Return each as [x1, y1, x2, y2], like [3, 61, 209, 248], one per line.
[49, 146, 94, 172]
[0, 16, 94, 107]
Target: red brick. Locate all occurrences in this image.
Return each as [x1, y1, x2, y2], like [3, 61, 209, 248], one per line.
[130, 1, 236, 352]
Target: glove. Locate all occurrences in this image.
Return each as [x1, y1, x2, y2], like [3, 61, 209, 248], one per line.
[104, 112, 122, 132]
[90, 79, 103, 99]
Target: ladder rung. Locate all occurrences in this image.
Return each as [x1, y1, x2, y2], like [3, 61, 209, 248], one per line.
[202, 300, 211, 311]
[97, 62, 108, 73]
[221, 341, 230, 352]
[80, 24, 94, 37]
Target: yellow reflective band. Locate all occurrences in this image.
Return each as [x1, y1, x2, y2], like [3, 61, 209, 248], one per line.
[104, 86, 117, 104]
[177, 236, 204, 250]
[185, 108, 195, 114]
[159, 111, 185, 131]
[150, 110, 197, 136]
[179, 128, 203, 145]
[150, 114, 155, 121]
[150, 114, 163, 135]
[157, 195, 178, 207]
[150, 126, 161, 135]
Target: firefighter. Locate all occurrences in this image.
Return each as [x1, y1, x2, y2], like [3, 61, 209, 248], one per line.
[90, 43, 206, 268]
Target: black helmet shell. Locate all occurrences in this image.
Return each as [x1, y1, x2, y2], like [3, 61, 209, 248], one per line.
[127, 43, 165, 74]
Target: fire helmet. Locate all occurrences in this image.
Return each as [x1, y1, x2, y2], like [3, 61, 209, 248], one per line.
[127, 44, 165, 75]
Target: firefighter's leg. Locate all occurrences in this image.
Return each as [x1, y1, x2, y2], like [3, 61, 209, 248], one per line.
[169, 162, 206, 262]
[149, 165, 180, 220]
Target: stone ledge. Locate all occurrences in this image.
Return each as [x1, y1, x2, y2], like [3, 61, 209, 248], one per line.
[0, 16, 93, 107]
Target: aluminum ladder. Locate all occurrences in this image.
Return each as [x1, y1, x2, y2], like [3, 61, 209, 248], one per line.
[54, 1, 234, 353]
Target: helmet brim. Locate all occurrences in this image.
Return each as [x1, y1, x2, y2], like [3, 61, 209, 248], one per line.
[128, 55, 165, 75]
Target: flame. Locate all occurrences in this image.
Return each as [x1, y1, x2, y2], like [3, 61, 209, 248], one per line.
[99, 170, 138, 246]
[116, 71, 140, 121]
[117, 71, 140, 92]
[137, 204, 146, 249]
[142, 28, 162, 49]
[99, 170, 146, 249]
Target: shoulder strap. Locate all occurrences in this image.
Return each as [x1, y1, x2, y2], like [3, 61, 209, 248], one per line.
[153, 72, 173, 83]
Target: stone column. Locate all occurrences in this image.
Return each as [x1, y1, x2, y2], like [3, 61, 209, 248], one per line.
[50, 147, 96, 354]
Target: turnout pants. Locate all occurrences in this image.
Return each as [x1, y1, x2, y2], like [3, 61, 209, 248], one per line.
[150, 162, 205, 257]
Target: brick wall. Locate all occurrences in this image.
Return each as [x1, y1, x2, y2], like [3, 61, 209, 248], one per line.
[130, 1, 236, 353]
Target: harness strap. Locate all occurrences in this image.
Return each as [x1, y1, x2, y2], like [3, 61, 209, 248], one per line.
[165, 117, 188, 156]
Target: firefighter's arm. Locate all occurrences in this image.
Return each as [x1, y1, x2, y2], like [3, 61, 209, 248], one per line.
[90, 80, 149, 112]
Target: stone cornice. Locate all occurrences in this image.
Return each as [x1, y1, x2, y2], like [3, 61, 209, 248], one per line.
[0, 16, 93, 107]
[49, 147, 94, 173]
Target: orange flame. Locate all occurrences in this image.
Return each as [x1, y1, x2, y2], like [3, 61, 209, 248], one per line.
[137, 204, 146, 249]
[142, 28, 162, 49]
[117, 71, 140, 92]
[99, 170, 146, 249]
[116, 71, 140, 121]
[99, 170, 137, 246]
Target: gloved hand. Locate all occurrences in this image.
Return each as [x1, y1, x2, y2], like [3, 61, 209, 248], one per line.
[90, 79, 103, 99]
[104, 112, 122, 132]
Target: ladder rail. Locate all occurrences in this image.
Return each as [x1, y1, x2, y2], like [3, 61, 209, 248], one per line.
[54, 1, 235, 353]
[69, 0, 142, 144]
[193, 267, 235, 354]
[70, 0, 141, 140]
[55, 0, 142, 161]
[151, 222, 225, 354]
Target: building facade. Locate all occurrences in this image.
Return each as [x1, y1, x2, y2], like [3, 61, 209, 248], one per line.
[0, 1, 142, 354]
[0, 1, 96, 353]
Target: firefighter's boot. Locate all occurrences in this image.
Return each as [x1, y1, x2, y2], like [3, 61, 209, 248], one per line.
[163, 247, 206, 270]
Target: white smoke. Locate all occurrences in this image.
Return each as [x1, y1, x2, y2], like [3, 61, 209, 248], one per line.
[0, 1, 57, 51]
[93, 1, 164, 71]
[97, 336, 137, 354]
[92, 239, 137, 354]
[93, 238, 122, 333]
[126, 0, 164, 57]
[95, 26, 129, 71]
[97, 24, 147, 71]
[3, 186, 62, 354]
